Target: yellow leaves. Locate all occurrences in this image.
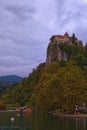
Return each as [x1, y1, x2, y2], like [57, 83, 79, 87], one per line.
[35, 60, 87, 112]
[0, 101, 6, 110]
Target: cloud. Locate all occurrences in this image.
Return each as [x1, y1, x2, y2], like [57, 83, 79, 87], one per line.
[54, 0, 87, 32]
[0, 64, 38, 77]
[5, 5, 35, 20]
[0, 0, 87, 76]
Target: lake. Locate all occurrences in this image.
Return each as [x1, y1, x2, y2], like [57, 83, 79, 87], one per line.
[0, 111, 87, 130]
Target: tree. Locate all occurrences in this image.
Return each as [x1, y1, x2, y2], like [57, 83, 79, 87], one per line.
[76, 53, 87, 67]
[79, 40, 83, 46]
[35, 62, 87, 113]
[0, 101, 6, 110]
[85, 43, 87, 56]
[72, 33, 76, 44]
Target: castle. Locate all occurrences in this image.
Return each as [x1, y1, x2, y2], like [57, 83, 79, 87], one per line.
[46, 32, 79, 65]
[50, 32, 78, 45]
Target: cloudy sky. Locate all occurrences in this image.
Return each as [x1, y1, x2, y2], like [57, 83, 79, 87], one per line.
[0, 0, 87, 77]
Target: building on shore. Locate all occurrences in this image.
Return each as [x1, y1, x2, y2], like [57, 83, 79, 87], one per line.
[20, 106, 33, 112]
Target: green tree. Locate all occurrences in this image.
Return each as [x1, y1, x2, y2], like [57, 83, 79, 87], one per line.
[72, 33, 76, 44]
[35, 62, 87, 113]
[76, 53, 87, 67]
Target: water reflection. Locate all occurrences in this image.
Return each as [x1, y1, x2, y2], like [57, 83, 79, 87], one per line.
[0, 126, 26, 130]
[0, 112, 87, 130]
[75, 118, 86, 130]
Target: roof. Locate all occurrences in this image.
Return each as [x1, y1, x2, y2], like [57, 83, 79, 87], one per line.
[69, 36, 78, 40]
[50, 32, 79, 42]
[50, 35, 56, 41]
[57, 35, 64, 38]
[75, 37, 78, 40]
[20, 106, 33, 112]
[50, 34, 64, 41]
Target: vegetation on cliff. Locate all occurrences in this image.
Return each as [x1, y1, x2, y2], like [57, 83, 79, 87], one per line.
[47, 39, 87, 66]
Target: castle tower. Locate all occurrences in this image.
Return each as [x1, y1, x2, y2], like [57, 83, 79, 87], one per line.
[64, 32, 69, 42]
[64, 32, 69, 37]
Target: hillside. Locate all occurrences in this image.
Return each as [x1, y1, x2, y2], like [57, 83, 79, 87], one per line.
[0, 75, 22, 96]
[0, 75, 22, 83]
[0, 33, 87, 113]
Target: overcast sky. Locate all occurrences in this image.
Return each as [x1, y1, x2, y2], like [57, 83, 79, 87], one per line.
[0, 0, 87, 77]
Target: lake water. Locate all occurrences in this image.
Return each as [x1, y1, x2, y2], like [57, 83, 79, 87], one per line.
[0, 111, 87, 130]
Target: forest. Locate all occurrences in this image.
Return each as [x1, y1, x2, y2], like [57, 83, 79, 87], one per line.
[0, 36, 87, 114]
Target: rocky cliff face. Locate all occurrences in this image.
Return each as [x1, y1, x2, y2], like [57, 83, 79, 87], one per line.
[46, 42, 68, 65]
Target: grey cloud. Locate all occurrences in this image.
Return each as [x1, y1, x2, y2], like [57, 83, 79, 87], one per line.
[54, 0, 87, 36]
[0, 0, 87, 76]
[0, 64, 38, 77]
[74, 25, 87, 43]
[5, 5, 35, 20]
[0, 0, 47, 76]
[56, 6, 75, 24]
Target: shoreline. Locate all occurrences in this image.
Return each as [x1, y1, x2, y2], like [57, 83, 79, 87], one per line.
[0, 110, 20, 113]
[52, 112, 87, 118]
[63, 114, 87, 118]
[1, 110, 87, 118]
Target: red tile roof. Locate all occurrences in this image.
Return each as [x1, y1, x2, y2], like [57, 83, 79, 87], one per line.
[57, 35, 64, 38]
[50, 35, 56, 41]
[50, 35, 64, 41]
[50, 32, 78, 43]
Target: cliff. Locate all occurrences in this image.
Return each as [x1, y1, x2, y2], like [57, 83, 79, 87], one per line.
[46, 32, 81, 65]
